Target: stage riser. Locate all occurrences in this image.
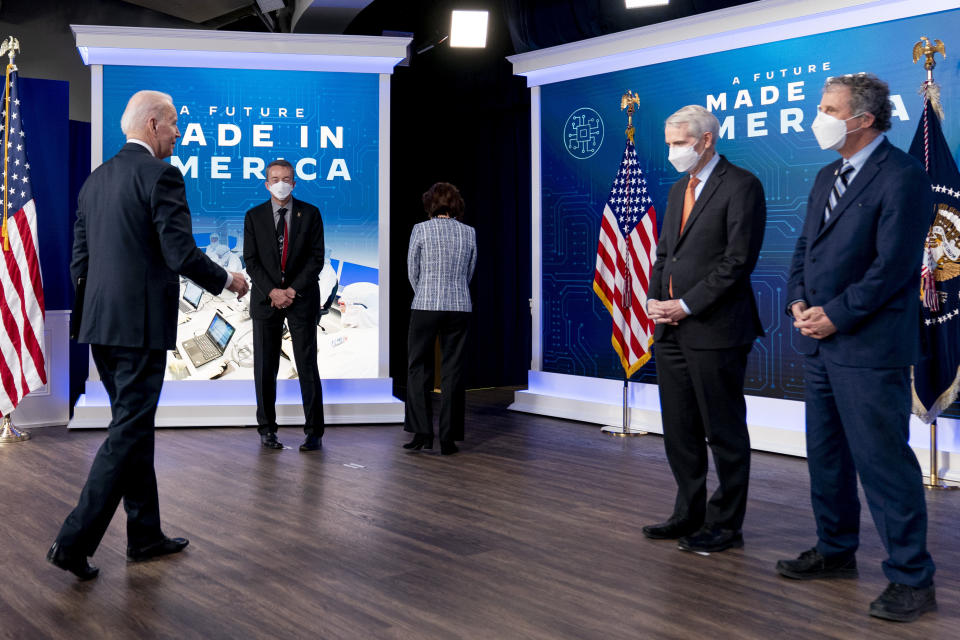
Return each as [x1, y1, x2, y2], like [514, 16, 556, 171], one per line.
[69, 378, 404, 428]
[510, 371, 960, 483]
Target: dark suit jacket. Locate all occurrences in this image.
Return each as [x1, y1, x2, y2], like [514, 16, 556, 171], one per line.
[243, 197, 325, 322]
[787, 138, 934, 368]
[70, 143, 227, 350]
[650, 155, 766, 349]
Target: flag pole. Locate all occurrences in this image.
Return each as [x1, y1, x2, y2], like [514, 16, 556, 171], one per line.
[923, 419, 955, 489]
[0, 415, 30, 443]
[622, 374, 629, 435]
[0, 36, 17, 252]
[602, 371, 646, 436]
[602, 91, 648, 437]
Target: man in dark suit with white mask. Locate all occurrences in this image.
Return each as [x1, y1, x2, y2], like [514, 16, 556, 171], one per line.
[49, 90, 249, 580]
[243, 160, 326, 452]
[644, 105, 766, 554]
[777, 73, 936, 623]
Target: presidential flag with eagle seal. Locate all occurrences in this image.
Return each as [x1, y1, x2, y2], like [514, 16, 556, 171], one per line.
[910, 81, 960, 423]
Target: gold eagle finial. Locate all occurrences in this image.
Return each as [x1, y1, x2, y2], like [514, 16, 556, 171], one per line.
[913, 36, 946, 71]
[621, 90, 641, 144]
[0, 36, 19, 64]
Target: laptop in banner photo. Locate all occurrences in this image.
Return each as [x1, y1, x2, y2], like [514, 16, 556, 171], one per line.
[183, 312, 236, 368]
[179, 280, 204, 313]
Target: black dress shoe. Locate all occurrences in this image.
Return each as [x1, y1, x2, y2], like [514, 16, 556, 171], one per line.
[47, 542, 99, 581]
[403, 434, 434, 450]
[127, 537, 189, 562]
[642, 518, 701, 540]
[260, 432, 283, 449]
[440, 440, 459, 455]
[678, 525, 743, 552]
[869, 582, 936, 622]
[776, 547, 858, 580]
[300, 434, 322, 451]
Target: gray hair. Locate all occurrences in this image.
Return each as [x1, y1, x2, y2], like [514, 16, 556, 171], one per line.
[665, 105, 720, 140]
[823, 73, 892, 132]
[120, 90, 174, 136]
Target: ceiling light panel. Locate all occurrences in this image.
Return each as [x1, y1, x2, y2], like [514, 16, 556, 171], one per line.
[450, 10, 489, 48]
[626, 0, 670, 8]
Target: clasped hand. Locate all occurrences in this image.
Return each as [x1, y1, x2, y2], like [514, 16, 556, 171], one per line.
[792, 302, 837, 340]
[269, 287, 296, 309]
[648, 299, 689, 325]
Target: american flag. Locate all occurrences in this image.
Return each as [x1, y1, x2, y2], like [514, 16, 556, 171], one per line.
[593, 140, 658, 376]
[0, 62, 46, 416]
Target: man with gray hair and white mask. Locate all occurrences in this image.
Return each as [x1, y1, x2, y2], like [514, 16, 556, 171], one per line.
[644, 105, 766, 554]
[48, 90, 248, 580]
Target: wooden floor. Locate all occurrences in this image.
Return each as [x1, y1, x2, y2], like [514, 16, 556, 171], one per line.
[0, 388, 956, 639]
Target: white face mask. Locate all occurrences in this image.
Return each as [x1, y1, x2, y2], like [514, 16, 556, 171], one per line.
[811, 110, 864, 151]
[668, 142, 702, 173]
[269, 181, 293, 200]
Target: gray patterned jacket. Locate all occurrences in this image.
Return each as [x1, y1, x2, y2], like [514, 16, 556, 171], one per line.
[407, 218, 477, 312]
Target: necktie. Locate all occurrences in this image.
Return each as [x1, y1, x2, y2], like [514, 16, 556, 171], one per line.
[679, 176, 700, 235]
[825, 162, 854, 222]
[670, 176, 701, 298]
[276, 207, 288, 275]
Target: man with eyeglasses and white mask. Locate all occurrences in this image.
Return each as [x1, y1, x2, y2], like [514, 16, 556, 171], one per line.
[776, 73, 937, 622]
[644, 105, 766, 555]
[243, 159, 326, 452]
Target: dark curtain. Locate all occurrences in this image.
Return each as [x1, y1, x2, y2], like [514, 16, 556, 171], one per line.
[348, 0, 532, 394]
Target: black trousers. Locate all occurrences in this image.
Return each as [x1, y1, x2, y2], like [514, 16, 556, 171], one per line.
[654, 332, 752, 530]
[253, 311, 324, 436]
[405, 310, 470, 442]
[55, 345, 166, 556]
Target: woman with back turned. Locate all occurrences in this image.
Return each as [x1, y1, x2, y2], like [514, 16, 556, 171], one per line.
[403, 182, 477, 455]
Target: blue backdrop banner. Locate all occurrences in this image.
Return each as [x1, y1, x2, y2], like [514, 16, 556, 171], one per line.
[539, 7, 960, 402]
[100, 66, 381, 380]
